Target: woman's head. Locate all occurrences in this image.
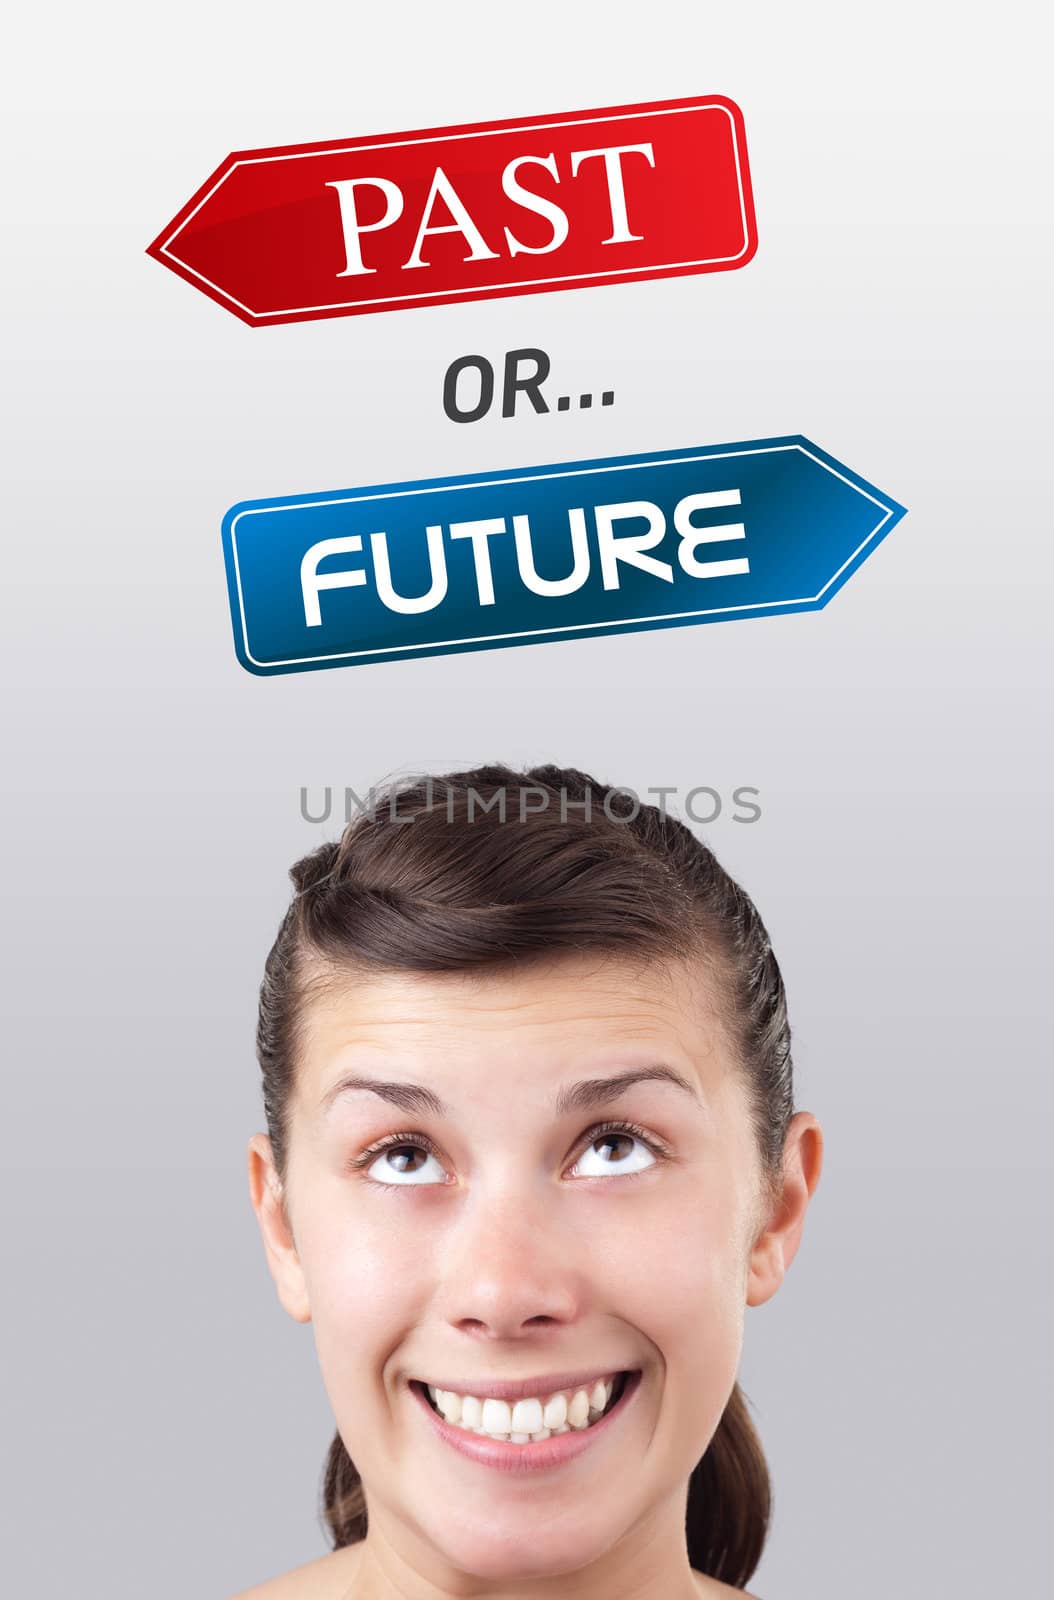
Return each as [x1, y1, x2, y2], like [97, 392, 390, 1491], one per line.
[248, 763, 822, 1593]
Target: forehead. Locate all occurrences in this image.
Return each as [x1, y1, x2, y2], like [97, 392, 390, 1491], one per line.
[293, 950, 735, 1117]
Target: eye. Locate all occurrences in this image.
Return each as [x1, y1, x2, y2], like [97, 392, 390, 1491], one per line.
[362, 1138, 448, 1187]
[568, 1121, 662, 1180]
[352, 1119, 667, 1189]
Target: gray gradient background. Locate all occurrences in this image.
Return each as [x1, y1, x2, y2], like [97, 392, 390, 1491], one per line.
[2, 3, 1051, 1596]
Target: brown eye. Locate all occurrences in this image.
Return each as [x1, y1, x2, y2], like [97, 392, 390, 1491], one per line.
[380, 1145, 429, 1174]
[595, 1132, 634, 1161]
[354, 1121, 667, 1190]
[359, 1137, 448, 1187]
[570, 1123, 661, 1180]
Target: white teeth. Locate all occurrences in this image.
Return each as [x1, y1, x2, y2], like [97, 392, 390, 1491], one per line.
[481, 1398, 513, 1434]
[422, 1375, 620, 1444]
[543, 1392, 567, 1429]
[438, 1388, 461, 1423]
[511, 1396, 544, 1434]
[567, 1389, 590, 1429]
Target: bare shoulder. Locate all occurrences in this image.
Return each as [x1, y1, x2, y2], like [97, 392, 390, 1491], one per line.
[228, 1543, 362, 1600]
[231, 1552, 753, 1600]
[693, 1574, 763, 1600]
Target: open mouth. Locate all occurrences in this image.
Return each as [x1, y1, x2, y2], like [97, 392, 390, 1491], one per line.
[413, 1369, 636, 1437]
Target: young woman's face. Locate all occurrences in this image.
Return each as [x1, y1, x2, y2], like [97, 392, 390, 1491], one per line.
[256, 952, 799, 1591]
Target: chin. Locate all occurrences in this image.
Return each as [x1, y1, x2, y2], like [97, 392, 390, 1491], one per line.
[419, 1505, 611, 1582]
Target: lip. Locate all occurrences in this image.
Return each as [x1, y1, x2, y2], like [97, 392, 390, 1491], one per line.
[410, 1369, 642, 1474]
[413, 1366, 633, 1403]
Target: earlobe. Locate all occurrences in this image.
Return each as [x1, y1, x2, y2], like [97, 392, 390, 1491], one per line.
[247, 1133, 312, 1325]
[745, 1112, 824, 1308]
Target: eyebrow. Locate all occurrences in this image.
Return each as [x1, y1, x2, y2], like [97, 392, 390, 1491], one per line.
[320, 1063, 702, 1119]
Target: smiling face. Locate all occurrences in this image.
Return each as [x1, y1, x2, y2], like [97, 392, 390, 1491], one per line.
[249, 949, 816, 1593]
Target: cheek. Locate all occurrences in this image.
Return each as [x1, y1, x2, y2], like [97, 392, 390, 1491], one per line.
[300, 1188, 421, 1313]
[294, 1182, 424, 1405]
[296, 1164, 749, 1448]
[634, 1187, 749, 1430]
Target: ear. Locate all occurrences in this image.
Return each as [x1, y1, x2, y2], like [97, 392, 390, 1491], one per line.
[746, 1111, 824, 1308]
[247, 1133, 312, 1324]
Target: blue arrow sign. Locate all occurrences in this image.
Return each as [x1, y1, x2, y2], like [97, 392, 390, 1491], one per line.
[221, 436, 905, 676]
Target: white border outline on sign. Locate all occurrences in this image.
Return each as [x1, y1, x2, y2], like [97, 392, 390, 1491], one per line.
[227, 444, 898, 670]
[159, 104, 751, 320]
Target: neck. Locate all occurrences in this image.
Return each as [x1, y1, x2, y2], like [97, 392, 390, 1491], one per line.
[337, 1525, 716, 1600]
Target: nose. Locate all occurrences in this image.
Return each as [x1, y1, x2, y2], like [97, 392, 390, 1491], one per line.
[435, 1184, 584, 1339]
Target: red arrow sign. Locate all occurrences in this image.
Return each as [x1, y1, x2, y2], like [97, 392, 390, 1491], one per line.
[146, 95, 757, 327]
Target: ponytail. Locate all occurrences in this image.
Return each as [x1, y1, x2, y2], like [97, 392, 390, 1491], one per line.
[685, 1382, 770, 1585]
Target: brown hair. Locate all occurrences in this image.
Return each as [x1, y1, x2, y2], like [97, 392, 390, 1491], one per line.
[256, 763, 794, 1590]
